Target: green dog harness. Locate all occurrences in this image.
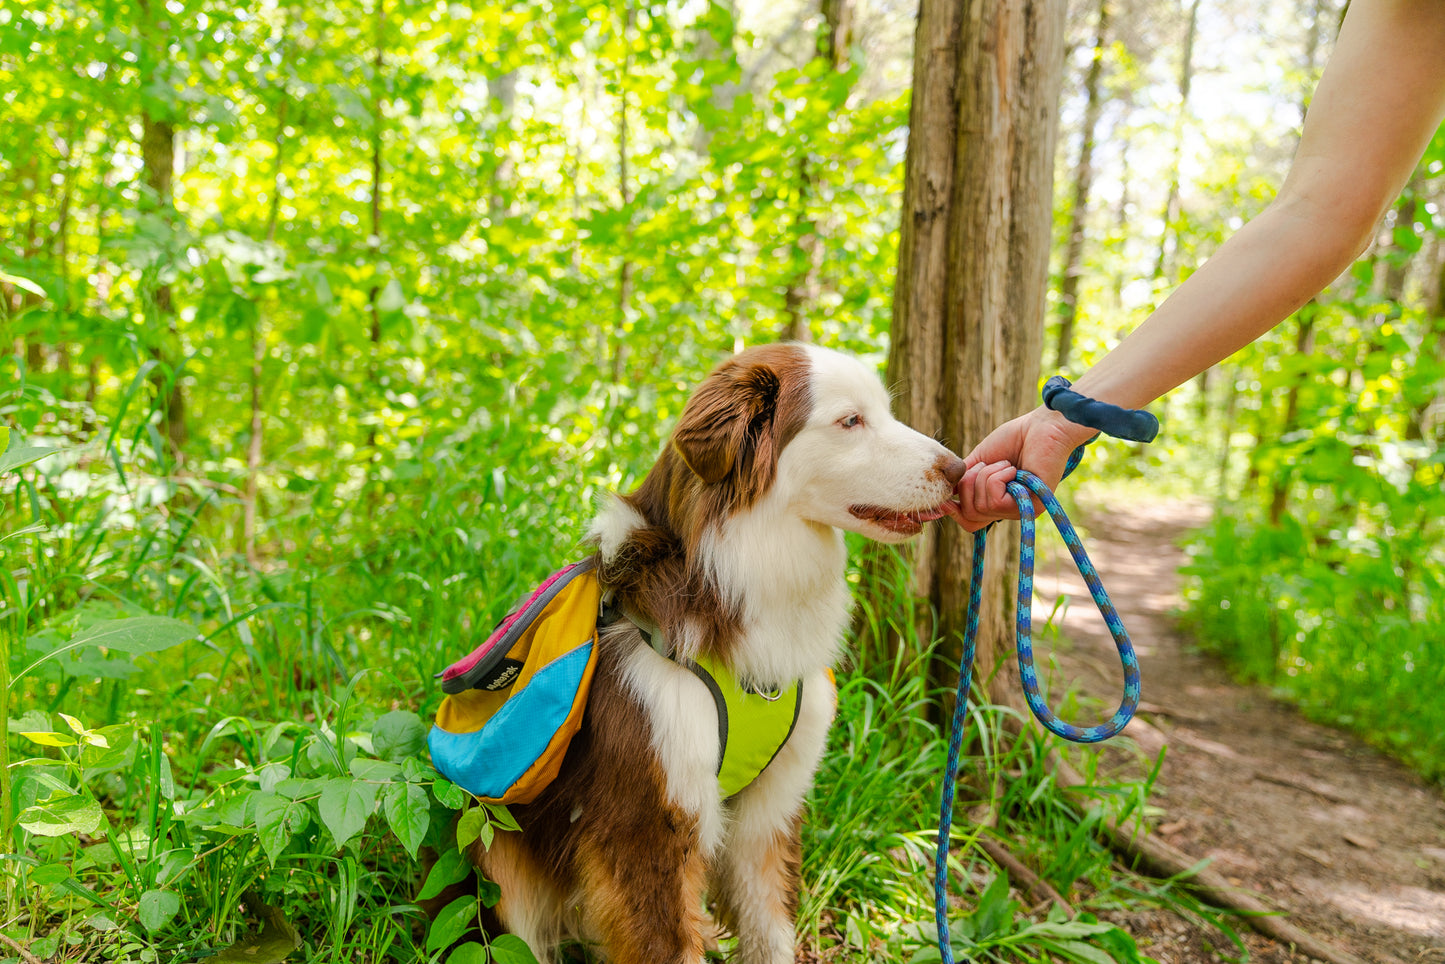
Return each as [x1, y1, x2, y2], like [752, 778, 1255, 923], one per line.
[612, 604, 805, 798]
[685, 653, 803, 798]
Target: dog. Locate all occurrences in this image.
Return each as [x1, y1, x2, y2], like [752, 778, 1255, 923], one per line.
[457, 343, 966, 963]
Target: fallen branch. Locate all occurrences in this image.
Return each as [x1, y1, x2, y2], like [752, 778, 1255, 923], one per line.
[975, 835, 1075, 918]
[1051, 755, 1374, 964]
[1250, 770, 1349, 804]
[0, 933, 46, 964]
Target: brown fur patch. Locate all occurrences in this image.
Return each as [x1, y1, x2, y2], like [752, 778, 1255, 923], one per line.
[597, 344, 812, 665]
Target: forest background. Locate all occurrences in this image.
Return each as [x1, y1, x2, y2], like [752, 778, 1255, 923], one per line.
[3, 0, 1444, 960]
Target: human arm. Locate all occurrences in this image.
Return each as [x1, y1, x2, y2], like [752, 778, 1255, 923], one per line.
[955, 0, 1445, 529]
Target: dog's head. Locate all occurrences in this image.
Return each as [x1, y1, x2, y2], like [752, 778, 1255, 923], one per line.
[664, 343, 964, 545]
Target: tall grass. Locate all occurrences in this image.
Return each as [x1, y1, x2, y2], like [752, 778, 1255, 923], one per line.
[4, 399, 1229, 962]
[1182, 508, 1445, 781]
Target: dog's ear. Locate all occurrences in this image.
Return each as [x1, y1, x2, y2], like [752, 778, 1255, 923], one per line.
[672, 360, 783, 486]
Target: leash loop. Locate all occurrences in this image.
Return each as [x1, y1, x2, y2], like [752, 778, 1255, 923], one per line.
[933, 452, 1140, 963]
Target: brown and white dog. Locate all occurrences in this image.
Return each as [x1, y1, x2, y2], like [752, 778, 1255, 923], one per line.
[458, 343, 965, 963]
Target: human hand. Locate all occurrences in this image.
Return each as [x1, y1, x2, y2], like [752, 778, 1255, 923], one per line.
[952, 406, 1097, 531]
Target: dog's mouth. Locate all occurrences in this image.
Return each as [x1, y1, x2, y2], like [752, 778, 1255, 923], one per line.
[849, 499, 963, 535]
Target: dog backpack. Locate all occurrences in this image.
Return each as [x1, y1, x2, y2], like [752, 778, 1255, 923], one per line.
[428, 558, 601, 805]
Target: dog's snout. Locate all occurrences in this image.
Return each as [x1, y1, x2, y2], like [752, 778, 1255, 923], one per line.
[937, 453, 967, 487]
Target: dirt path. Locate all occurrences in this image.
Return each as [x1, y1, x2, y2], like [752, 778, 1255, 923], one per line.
[1031, 496, 1445, 964]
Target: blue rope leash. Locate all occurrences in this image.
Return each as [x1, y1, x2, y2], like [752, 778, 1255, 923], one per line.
[933, 444, 1143, 963]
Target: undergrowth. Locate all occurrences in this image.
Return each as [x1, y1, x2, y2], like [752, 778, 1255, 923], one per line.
[2, 410, 1235, 963]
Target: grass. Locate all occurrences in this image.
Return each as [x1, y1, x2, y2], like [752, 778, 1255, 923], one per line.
[2, 405, 1238, 964]
[1181, 504, 1445, 782]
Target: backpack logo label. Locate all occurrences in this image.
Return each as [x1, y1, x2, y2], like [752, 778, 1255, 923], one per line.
[479, 659, 524, 692]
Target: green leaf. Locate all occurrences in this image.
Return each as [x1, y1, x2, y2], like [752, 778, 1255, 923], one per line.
[427, 895, 477, 953]
[382, 781, 429, 858]
[317, 777, 379, 850]
[417, 846, 471, 901]
[138, 889, 182, 933]
[30, 862, 72, 886]
[68, 616, 200, 655]
[446, 944, 487, 964]
[1, 270, 48, 298]
[250, 791, 305, 864]
[456, 806, 491, 851]
[0, 442, 56, 476]
[377, 277, 406, 313]
[490, 934, 542, 964]
[371, 710, 427, 763]
[19, 792, 104, 837]
[19, 731, 77, 747]
[484, 803, 521, 833]
[433, 778, 466, 809]
[349, 757, 402, 782]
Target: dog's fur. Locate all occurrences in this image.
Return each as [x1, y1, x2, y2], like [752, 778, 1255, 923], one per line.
[452, 344, 965, 963]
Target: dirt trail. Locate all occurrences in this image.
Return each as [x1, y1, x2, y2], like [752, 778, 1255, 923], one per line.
[1031, 497, 1445, 964]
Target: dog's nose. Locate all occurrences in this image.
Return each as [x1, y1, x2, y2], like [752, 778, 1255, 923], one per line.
[938, 453, 967, 487]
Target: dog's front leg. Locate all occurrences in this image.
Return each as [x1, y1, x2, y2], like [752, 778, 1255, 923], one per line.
[711, 808, 803, 964]
[711, 668, 836, 964]
[576, 808, 710, 964]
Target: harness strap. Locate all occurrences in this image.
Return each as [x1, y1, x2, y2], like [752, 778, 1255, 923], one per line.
[686, 654, 804, 799]
[598, 599, 804, 797]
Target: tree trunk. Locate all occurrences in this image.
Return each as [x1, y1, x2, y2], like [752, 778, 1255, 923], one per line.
[138, 0, 186, 456]
[1150, 0, 1201, 284]
[488, 71, 518, 221]
[245, 98, 287, 566]
[1054, 0, 1109, 372]
[365, 0, 385, 450]
[884, 0, 1066, 713]
[781, 0, 853, 343]
[612, 3, 634, 385]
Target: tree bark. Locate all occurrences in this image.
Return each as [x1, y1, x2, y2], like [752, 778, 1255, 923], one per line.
[1054, 0, 1110, 372]
[1150, 0, 1201, 284]
[612, 3, 634, 385]
[365, 0, 385, 451]
[245, 97, 287, 566]
[781, 0, 853, 343]
[138, 0, 186, 455]
[884, 0, 1066, 712]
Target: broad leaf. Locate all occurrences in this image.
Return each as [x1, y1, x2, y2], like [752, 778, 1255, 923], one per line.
[417, 846, 471, 901]
[371, 710, 427, 763]
[426, 895, 477, 953]
[317, 777, 379, 850]
[382, 781, 429, 858]
[19, 793, 103, 837]
[490, 934, 542, 964]
[138, 889, 182, 933]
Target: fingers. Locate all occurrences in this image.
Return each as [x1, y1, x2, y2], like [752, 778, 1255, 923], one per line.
[952, 460, 1018, 531]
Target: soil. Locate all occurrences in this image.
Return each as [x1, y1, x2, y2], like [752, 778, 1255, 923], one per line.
[1030, 496, 1445, 964]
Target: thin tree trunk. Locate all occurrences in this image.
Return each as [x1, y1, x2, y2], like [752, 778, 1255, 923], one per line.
[1150, 0, 1201, 283]
[781, 0, 853, 343]
[488, 71, 518, 221]
[1267, 315, 1315, 526]
[883, 0, 1066, 715]
[138, 0, 186, 457]
[245, 97, 287, 566]
[613, 3, 633, 386]
[1054, 0, 1109, 371]
[365, 0, 385, 450]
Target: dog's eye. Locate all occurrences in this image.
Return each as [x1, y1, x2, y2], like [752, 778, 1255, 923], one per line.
[838, 413, 863, 430]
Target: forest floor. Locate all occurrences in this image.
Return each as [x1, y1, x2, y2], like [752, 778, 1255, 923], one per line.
[1036, 496, 1445, 964]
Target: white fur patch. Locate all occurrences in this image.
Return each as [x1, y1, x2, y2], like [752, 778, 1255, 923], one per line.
[615, 628, 727, 856]
[588, 493, 648, 564]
